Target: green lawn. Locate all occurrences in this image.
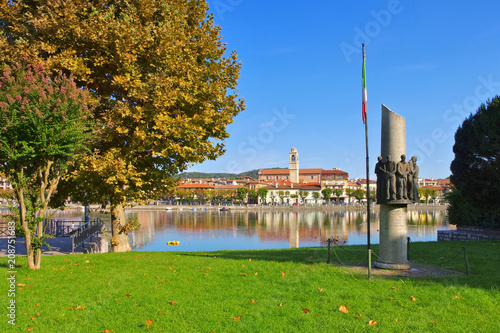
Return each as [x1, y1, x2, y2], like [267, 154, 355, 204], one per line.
[2, 241, 499, 332]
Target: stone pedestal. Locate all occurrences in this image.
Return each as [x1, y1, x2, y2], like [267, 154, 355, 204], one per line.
[374, 105, 411, 270]
[375, 204, 410, 269]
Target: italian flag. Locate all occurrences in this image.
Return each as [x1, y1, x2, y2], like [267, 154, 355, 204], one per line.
[362, 45, 367, 124]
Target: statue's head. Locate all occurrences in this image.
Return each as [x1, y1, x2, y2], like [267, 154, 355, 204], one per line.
[377, 156, 383, 161]
[401, 154, 406, 161]
[411, 156, 417, 162]
[387, 155, 392, 161]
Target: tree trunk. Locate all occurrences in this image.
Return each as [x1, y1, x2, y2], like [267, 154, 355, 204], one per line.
[111, 202, 131, 252]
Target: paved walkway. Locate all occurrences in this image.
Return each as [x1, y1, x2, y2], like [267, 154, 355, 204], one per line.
[0, 236, 105, 256]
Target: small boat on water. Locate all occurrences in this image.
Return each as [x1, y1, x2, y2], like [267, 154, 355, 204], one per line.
[165, 207, 173, 211]
[220, 207, 230, 212]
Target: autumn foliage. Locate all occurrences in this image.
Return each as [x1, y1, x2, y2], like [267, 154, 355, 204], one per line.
[0, 0, 244, 252]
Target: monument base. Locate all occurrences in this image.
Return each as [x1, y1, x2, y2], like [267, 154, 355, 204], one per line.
[374, 259, 411, 270]
[376, 204, 411, 270]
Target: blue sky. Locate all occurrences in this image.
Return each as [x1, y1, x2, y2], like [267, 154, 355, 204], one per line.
[187, 0, 500, 180]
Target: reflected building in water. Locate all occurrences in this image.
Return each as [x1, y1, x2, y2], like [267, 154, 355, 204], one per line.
[129, 209, 450, 251]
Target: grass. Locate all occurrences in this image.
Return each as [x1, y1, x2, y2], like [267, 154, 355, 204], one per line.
[2, 241, 499, 332]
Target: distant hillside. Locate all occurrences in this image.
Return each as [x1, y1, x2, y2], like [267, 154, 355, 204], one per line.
[176, 169, 260, 180]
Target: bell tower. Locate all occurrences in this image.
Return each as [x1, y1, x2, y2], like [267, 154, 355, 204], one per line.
[289, 148, 299, 183]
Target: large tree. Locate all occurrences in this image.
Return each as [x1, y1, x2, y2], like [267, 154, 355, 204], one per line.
[0, 0, 245, 251]
[448, 96, 500, 228]
[0, 61, 94, 269]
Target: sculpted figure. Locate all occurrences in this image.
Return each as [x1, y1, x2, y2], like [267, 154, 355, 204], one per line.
[396, 154, 409, 200]
[410, 156, 420, 203]
[407, 158, 414, 201]
[384, 155, 396, 201]
[374, 156, 386, 204]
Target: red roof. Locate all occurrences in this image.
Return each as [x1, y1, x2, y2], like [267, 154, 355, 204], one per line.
[177, 184, 215, 189]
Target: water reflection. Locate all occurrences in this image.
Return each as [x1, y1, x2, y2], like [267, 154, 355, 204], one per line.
[129, 209, 450, 252]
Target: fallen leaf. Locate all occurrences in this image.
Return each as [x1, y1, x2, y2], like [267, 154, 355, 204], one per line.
[17, 283, 25, 287]
[30, 316, 36, 320]
[389, 297, 394, 300]
[368, 320, 379, 326]
[317, 288, 323, 292]
[410, 296, 417, 302]
[125, 294, 131, 297]
[234, 316, 241, 321]
[302, 308, 310, 313]
[68, 307, 74, 310]
[28, 328, 33, 332]
[240, 273, 247, 276]
[339, 305, 349, 314]
[103, 330, 109, 333]
[279, 303, 283, 307]
[355, 314, 362, 318]
[254, 272, 258, 276]
[145, 320, 153, 327]
[169, 301, 176, 305]
[251, 299, 256, 304]
[249, 258, 252, 262]
[391, 286, 397, 289]
[455, 296, 462, 299]
[281, 272, 286, 278]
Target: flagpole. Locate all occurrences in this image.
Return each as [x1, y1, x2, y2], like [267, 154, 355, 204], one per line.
[362, 43, 371, 251]
[362, 43, 372, 279]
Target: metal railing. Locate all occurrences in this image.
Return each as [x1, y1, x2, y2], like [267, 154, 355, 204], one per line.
[43, 219, 85, 236]
[69, 217, 104, 252]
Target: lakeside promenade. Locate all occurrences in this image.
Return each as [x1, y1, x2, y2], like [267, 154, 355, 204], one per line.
[127, 203, 448, 212]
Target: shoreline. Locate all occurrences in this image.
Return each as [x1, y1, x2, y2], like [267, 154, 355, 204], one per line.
[125, 203, 448, 212]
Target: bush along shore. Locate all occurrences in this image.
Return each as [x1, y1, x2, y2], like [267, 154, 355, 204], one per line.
[2, 241, 499, 332]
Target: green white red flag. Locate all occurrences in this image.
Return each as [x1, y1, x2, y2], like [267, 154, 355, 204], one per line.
[362, 44, 367, 124]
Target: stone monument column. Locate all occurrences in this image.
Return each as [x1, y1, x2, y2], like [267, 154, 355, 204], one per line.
[375, 105, 411, 270]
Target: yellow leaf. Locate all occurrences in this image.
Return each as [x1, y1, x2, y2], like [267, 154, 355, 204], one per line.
[281, 272, 286, 278]
[339, 305, 349, 314]
[233, 316, 241, 321]
[145, 320, 153, 327]
[368, 320, 379, 326]
[302, 308, 310, 313]
[410, 296, 417, 301]
[251, 299, 256, 304]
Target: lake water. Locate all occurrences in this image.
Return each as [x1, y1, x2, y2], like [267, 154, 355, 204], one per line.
[126, 208, 451, 252]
